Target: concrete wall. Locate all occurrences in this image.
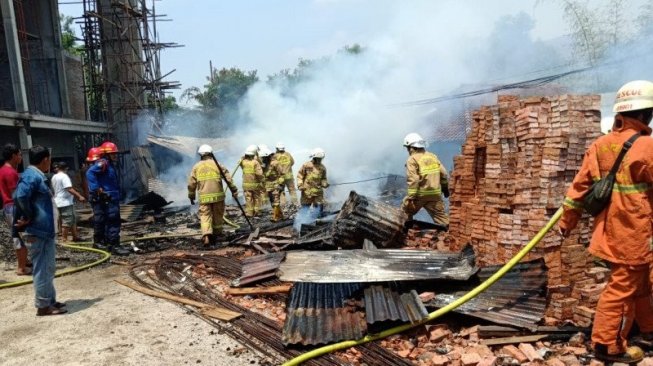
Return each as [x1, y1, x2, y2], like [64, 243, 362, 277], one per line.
[64, 53, 85, 120]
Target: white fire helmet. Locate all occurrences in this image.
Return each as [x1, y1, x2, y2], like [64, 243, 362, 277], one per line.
[310, 148, 325, 159]
[275, 142, 285, 151]
[197, 144, 213, 155]
[245, 145, 258, 156]
[613, 80, 653, 113]
[259, 146, 274, 158]
[403, 133, 426, 148]
[258, 144, 269, 153]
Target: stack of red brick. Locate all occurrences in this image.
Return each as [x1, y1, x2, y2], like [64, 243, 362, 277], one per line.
[446, 94, 603, 324]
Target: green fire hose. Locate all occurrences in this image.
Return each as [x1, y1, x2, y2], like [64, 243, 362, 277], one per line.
[281, 207, 563, 366]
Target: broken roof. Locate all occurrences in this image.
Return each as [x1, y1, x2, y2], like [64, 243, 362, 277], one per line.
[278, 245, 477, 283]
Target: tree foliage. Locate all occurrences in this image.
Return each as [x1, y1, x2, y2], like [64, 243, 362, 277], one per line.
[59, 14, 82, 55]
[181, 67, 259, 112]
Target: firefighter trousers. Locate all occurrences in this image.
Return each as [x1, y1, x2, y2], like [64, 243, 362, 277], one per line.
[401, 196, 449, 226]
[280, 177, 299, 205]
[92, 201, 121, 245]
[244, 190, 261, 217]
[592, 263, 653, 354]
[198, 201, 225, 236]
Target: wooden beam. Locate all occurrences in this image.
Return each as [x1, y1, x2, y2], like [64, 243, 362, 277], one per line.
[481, 334, 549, 346]
[226, 284, 293, 296]
[115, 279, 241, 321]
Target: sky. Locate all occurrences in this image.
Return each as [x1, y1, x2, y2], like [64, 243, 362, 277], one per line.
[59, 0, 573, 105]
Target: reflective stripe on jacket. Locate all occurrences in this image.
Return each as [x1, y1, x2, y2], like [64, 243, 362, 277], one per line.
[187, 159, 236, 204]
[274, 151, 295, 179]
[240, 158, 264, 191]
[405, 151, 448, 199]
[297, 161, 328, 197]
[559, 115, 653, 265]
[263, 160, 285, 191]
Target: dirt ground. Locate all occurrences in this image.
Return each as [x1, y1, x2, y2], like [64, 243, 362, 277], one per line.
[0, 260, 264, 366]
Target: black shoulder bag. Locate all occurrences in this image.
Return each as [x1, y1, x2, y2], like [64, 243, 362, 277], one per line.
[582, 132, 640, 216]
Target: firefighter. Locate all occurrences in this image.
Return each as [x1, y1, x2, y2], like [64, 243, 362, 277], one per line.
[259, 147, 285, 221]
[558, 80, 653, 363]
[86, 142, 130, 256]
[187, 144, 238, 246]
[296, 148, 328, 215]
[237, 145, 264, 218]
[274, 142, 299, 206]
[257, 144, 271, 208]
[401, 133, 449, 227]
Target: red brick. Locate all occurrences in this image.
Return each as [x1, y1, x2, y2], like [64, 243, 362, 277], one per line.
[461, 353, 482, 366]
[430, 325, 452, 342]
[477, 356, 497, 366]
[419, 292, 436, 303]
[502, 345, 529, 364]
[546, 358, 566, 366]
[518, 343, 543, 362]
[432, 355, 450, 366]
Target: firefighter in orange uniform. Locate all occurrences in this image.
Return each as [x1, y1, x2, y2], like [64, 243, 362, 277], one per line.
[401, 133, 449, 227]
[188, 144, 238, 246]
[558, 80, 653, 363]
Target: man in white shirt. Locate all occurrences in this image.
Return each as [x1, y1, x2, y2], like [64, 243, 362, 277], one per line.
[51, 162, 86, 242]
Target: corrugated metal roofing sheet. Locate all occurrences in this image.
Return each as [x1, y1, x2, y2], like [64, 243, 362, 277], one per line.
[364, 285, 428, 324]
[282, 282, 366, 345]
[231, 252, 286, 287]
[279, 245, 477, 283]
[427, 260, 547, 330]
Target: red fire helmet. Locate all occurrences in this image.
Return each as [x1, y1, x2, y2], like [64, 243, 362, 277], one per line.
[86, 147, 103, 162]
[100, 141, 119, 154]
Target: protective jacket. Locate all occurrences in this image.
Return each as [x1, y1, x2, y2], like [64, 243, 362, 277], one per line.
[240, 158, 264, 192]
[86, 158, 120, 201]
[560, 115, 653, 265]
[188, 159, 237, 204]
[263, 160, 285, 192]
[405, 150, 448, 200]
[297, 161, 328, 197]
[274, 151, 295, 179]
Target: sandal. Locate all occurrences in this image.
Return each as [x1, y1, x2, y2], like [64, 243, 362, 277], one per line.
[36, 306, 68, 316]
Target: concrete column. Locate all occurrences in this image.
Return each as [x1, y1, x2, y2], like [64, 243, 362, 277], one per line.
[1, 0, 32, 166]
[49, 0, 72, 117]
[0, 0, 28, 112]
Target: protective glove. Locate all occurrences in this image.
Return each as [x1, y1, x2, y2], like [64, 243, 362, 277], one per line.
[442, 186, 450, 198]
[189, 198, 195, 205]
[322, 182, 329, 188]
[232, 190, 239, 200]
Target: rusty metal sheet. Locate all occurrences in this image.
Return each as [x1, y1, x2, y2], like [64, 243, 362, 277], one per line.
[279, 245, 477, 283]
[426, 260, 547, 330]
[282, 282, 366, 345]
[364, 285, 428, 324]
[231, 252, 285, 287]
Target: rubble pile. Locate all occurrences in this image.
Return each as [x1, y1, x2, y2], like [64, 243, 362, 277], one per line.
[446, 94, 603, 324]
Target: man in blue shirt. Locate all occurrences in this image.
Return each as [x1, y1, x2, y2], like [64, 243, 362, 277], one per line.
[13, 145, 67, 316]
[86, 141, 129, 256]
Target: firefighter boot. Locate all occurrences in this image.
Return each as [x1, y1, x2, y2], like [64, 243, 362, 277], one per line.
[272, 206, 283, 222]
[593, 344, 644, 363]
[16, 247, 32, 275]
[202, 235, 211, 247]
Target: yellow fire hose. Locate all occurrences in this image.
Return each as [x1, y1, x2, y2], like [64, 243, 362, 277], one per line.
[281, 207, 563, 366]
[0, 216, 240, 289]
[0, 243, 111, 289]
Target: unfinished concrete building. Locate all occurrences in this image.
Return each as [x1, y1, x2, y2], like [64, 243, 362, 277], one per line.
[0, 0, 106, 169]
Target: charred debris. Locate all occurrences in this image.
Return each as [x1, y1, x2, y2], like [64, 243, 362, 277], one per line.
[106, 186, 597, 366]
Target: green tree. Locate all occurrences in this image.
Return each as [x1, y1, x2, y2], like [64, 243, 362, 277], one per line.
[60, 14, 82, 55]
[181, 67, 259, 112]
